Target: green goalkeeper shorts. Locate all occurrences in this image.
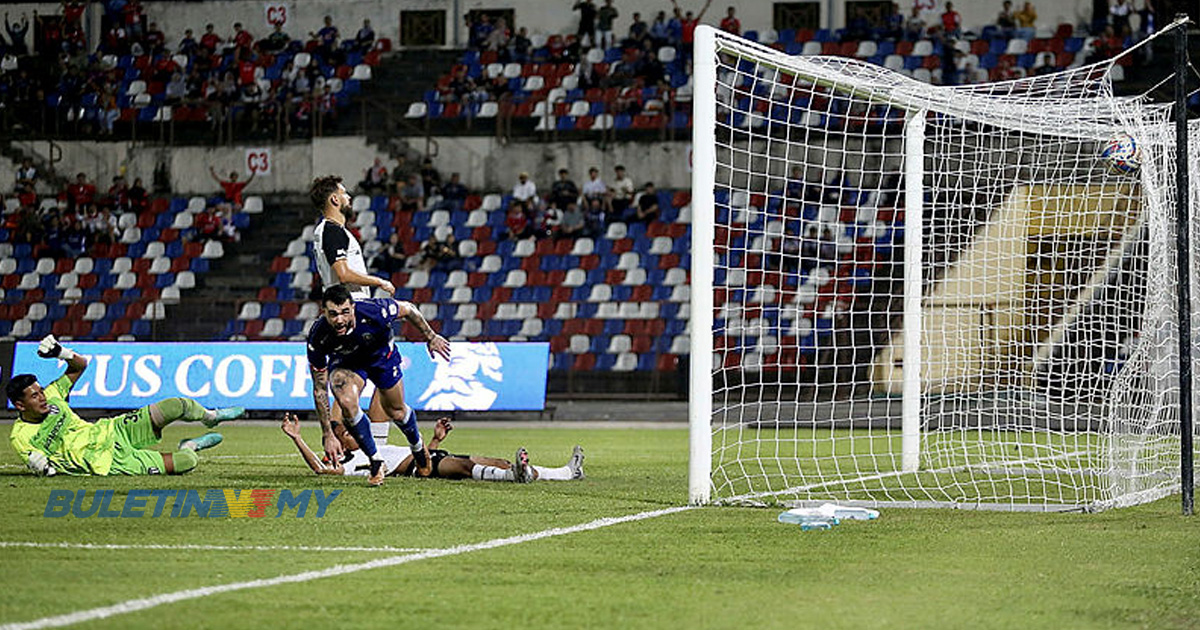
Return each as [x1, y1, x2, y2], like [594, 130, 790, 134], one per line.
[103, 407, 167, 475]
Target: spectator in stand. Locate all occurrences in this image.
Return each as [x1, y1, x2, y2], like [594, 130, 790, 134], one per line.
[574, 0, 598, 48]
[106, 175, 129, 213]
[209, 166, 255, 209]
[62, 1, 86, 28]
[145, 22, 166, 56]
[885, 2, 906, 39]
[719, 6, 740, 36]
[355, 19, 375, 53]
[312, 15, 340, 63]
[1137, 0, 1155, 37]
[98, 86, 119, 135]
[65, 172, 96, 213]
[1110, 0, 1132, 35]
[231, 22, 255, 54]
[6, 13, 29, 56]
[43, 216, 66, 258]
[200, 23, 222, 52]
[637, 50, 666, 88]
[122, 0, 145, 40]
[631, 182, 660, 223]
[648, 11, 671, 47]
[1087, 25, 1123, 62]
[164, 71, 187, 105]
[419, 158, 441, 200]
[940, 2, 962, 38]
[398, 173, 424, 212]
[512, 171, 538, 206]
[505, 200, 532, 240]
[483, 17, 509, 51]
[193, 204, 222, 241]
[846, 6, 872, 40]
[558, 201, 588, 239]
[447, 66, 479, 103]
[996, 0, 1017, 35]
[609, 165, 635, 219]
[127, 177, 149, 214]
[418, 231, 460, 270]
[549, 169, 580, 210]
[904, 6, 927, 40]
[673, 0, 712, 56]
[16, 158, 36, 187]
[219, 205, 240, 242]
[1014, 2, 1037, 38]
[178, 28, 198, 56]
[581, 167, 607, 207]
[83, 204, 119, 245]
[626, 12, 649, 47]
[597, 0, 619, 50]
[373, 232, 407, 274]
[434, 172, 468, 211]
[358, 158, 389, 195]
[468, 14, 493, 51]
[61, 214, 88, 258]
[262, 23, 291, 53]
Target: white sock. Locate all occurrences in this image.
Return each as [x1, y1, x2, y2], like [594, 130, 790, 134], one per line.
[471, 464, 514, 482]
[532, 464, 573, 481]
[370, 421, 390, 444]
[203, 409, 217, 421]
[344, 407, 365, 426]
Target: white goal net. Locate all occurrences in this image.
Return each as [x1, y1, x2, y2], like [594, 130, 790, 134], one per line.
[689, 25, 1194, 511]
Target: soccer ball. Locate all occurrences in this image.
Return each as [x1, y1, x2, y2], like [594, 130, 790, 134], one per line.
[1101, 133, 1141, 175]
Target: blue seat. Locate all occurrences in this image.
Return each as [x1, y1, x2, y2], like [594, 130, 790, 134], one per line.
[131, 320, 151, 337]
[594, 354, 617, 370]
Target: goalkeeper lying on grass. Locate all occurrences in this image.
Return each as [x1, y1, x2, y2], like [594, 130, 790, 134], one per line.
[7, 335, 244, 476]
[281, 414, 584, 483]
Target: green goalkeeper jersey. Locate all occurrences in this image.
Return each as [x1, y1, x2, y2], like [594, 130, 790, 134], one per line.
[9, 375, 117, 475]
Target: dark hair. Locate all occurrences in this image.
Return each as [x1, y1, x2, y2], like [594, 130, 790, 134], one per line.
[6, 374, 37, 404]
[321, 284, 353, 306]
[309, 175, 343, 211]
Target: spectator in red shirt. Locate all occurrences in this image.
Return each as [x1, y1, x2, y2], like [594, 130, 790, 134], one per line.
[65, 172, 96, 212]
[62, 1, 86, 27]
[209, 166, 255, 208]
[719, 6, 740, 35]
[673, 0, 712, 51]
[232, 22, 254, 52]
[941, 2, 962, 37]
[193, 205, 221, 241]
[200, 23, 222, 52]
[122, 0, 144, 40]
[505, 200, 532, 240]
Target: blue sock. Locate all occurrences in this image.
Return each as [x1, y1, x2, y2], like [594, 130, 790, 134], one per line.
[393, 405, 423, 450]
[344, 407, 378, 458]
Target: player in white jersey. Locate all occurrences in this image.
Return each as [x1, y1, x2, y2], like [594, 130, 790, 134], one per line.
[280, 414, 585, 482]
[308, 175, 396, 447]
[310, 175, 396, 299]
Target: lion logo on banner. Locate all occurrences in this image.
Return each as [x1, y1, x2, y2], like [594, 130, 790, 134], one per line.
[417, 343, 503, 410]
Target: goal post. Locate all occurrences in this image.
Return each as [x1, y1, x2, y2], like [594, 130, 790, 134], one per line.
[688, 23, 1194, 511]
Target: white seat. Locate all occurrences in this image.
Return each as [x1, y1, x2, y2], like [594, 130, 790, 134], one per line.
[568, 100, 590, 117]
[405, 270, 430, 288]
[352, 195, 371, 213]
[481, 194, 502, 211]
[133, 92, 152, 107]
[534, 115, 556, 131]
[1109, 65, 1125, 82]
[801, 41, 822, 55]
[523, 75, 544, 92]
[604, 222, 627, 240]
[502, 63, 521, 79]
[454, 304, 478, 320]
[428, 209, 450, 227]
[404, 102, 427, 118]
[188, 196, 206, 213]
[55, 272, 79, 290]
[502, 269, 527, 287]
[0, 242, 13, 259]
[289, 270, 313, 290]
[606, 334, 631, 354]
[243, 196, 263, 214]
[669, 284, 690, 302]
[27, 303, 49, 321]
[884, 54, 904, 71]
[593, 114, 613, 130]
[560, 75, 578, 91]
[585, 47, 604, 64]
[126, 79, 146, 96]
[553, 303, 577, 320]
[477, 101, 499, 118]
[495, 303, 520, 319]
[18, 273, 39, 290]
[613, 353, 638, 372]
[587, 284, 612, 302]
[459, 319, 482, 338]
[568, 334, 590, 354]
[670, 335, 690, 354]
[563, 268, 586, 287]
[658, 46, 676, 63]
[664, 268, 687, 286]
[73, 258, 94, 274]
[457, 239, 478, 258]
[855, 41, 877, 58]
[143, 241, 165, 258]
[471, 255, 497, 274]
[36, 258, 55, 275]
[1005, 39, 1028, 55]
[83, 302, 107, 321]
[569, 237, 594, 256]
[139, 301, 164, 321]
[117, 212, 138, 231]
[114, 272, 137, 290]
[595, 302, 620, 319]
[649, 236, 672, 255]
[174, 271, 196, 289]
[449, 286, 473, 303]
[294, 52, 311, 68]
[160, 286, 181, 304]
[485, 62, 504, 78]
[262, 318, 284, 337]
[616, 252, 640, 270]
[283, 239, 307, 257]
[238, 301, 262, 320]
[617, 302, 640, 319]
[351, 64, 372, 80]
[9, 318, 32, 337]
[513, 239, 536, 257]
[622, 268, 646, 285]
[147, 256, 169, 275]
[913, 68, 932, 83]
[517, 318, 543, 337]
[298, 303, 320, 321]
[465, 209, 488, 228]
[61, 287, 82, 304]
[0, 258, 14, 275]
[110, 257, 132, 274]
[201, 240, 225, 259]
[287, 255, 310, 273]
[446, 270, 468, 288]
[419, 303, 438, 321]
[912, 40, 933, 56]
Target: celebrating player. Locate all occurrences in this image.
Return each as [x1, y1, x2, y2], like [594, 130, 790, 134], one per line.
[307, 283, 451, 486]
[282, 414, 585, 482]
[7, 335, 242, 476]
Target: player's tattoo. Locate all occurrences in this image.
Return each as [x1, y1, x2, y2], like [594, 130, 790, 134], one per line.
[311, 369, 333, 435]
[397, 300, 436, 341]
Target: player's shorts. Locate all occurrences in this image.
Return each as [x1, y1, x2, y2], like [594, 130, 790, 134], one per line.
[331, 345, 405, 391]
[428, 448, 469, 479]
[101, 407, 167, 475]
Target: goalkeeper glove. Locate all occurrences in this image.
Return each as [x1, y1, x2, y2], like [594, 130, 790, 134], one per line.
[26, 451, 57, 477]
[37, 335, 75, 361]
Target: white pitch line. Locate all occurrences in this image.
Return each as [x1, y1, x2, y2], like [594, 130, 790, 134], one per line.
[0, 505, 695, 630]
[0, 541, 426, 554]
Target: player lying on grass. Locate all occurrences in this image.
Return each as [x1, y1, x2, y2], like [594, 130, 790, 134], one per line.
[281, 414, 585, 482]
[308, 283, 452, 486]
[6, 335, 242, 476]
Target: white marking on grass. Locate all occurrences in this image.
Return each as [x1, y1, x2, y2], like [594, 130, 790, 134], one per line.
[205, 454, 296, 460]
[0, 541, 426, 554]
[0, 505, 695, 630]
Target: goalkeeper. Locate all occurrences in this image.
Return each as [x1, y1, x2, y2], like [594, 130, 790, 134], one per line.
[6, 335, 244, 476]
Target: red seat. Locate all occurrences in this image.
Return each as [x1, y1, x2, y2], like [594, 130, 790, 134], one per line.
[243, 320, 265, 338]
[109, 319, 131, 338]
[170, 257, 191, 273]
[605, 270, 624, 285]
[572, 354, 596, 371]
[160, 228, 179, 242]
[257, 287, 277, 302]
[550, 335, 569, 353]
[375, 38, 392, 52]
[77, 274, 98, 289]
[656, 354, 678, 371]
[280, 302, 300, 319]
[55, 259, 74, 274]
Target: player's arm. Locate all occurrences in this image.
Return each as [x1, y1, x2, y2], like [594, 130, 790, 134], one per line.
[37, 334, 87, 385]
[394, 300, 451, 361]
[428, 417, 452, 451]
[280, 413, 343, 475]
[309, 365, 344, 461]
[330, 259, 395, 295]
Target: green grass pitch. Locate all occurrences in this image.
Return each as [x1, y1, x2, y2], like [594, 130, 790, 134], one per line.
[0, 422, 1197, 629]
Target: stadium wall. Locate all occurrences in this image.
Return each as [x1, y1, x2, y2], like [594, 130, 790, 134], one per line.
[26, 137, 692, 195]
[11, 1, 1094, 54]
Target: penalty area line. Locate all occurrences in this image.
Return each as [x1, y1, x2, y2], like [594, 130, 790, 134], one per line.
[0, 505, 696, 630]
[0, 541, 427, 554]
